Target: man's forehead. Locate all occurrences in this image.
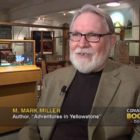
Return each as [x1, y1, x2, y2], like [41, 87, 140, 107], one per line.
[71, 13, 107, 32]
[71, 12, 108, 32]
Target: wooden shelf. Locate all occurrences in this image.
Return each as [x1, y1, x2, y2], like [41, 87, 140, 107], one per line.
[0, 65, 41, 133]
[0, 65, 41, 86]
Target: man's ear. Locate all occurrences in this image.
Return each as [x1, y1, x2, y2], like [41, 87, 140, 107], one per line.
[111, 34, 117, 48]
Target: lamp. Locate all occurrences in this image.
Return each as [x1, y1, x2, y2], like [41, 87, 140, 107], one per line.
[106, 2, 120, 7]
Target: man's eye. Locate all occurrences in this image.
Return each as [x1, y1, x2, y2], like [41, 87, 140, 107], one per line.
[72, 33, 80, 36]
[88, 33, 99, 37]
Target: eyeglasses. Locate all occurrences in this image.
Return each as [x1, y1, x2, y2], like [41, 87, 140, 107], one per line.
[68, 32, 112, 43]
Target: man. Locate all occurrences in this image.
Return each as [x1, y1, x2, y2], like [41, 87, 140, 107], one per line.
[19, 4, 140, 140]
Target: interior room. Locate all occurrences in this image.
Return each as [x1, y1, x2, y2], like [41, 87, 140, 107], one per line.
[0, 0, 139, 139]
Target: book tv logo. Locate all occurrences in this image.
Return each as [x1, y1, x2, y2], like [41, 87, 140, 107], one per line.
[126, 108, 140, 124]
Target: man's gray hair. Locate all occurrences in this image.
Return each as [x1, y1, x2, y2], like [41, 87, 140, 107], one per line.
[70, 4, 115, 34]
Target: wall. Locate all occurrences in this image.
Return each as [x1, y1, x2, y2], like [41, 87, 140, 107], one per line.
[12, 26, 63, 56]
[106, 3, 139, 57]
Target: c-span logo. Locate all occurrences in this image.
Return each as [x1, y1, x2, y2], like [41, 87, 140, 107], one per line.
[126, 108, 140, 124]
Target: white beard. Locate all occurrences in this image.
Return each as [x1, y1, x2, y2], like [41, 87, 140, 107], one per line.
[70, 47, 111, 73]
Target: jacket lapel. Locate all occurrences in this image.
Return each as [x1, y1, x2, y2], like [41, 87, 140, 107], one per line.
[43, 66, 77, 140]
[88, 60, 121, 140]
[55, 66, 77, 107]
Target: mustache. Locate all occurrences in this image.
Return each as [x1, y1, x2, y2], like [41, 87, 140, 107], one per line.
[74, 48, 94, 54]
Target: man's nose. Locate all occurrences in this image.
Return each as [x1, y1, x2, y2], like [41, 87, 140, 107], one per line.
[79, 36, 89, 48]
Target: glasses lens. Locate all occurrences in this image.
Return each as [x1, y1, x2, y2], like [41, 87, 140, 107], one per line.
[86, 33, 100, 42]
[69, 32, 81, 41]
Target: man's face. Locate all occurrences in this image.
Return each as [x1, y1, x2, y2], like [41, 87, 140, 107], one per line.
[69, 12, 116, 73]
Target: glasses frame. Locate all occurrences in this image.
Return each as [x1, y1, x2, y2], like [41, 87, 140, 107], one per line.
[68, 32, 112, 43]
